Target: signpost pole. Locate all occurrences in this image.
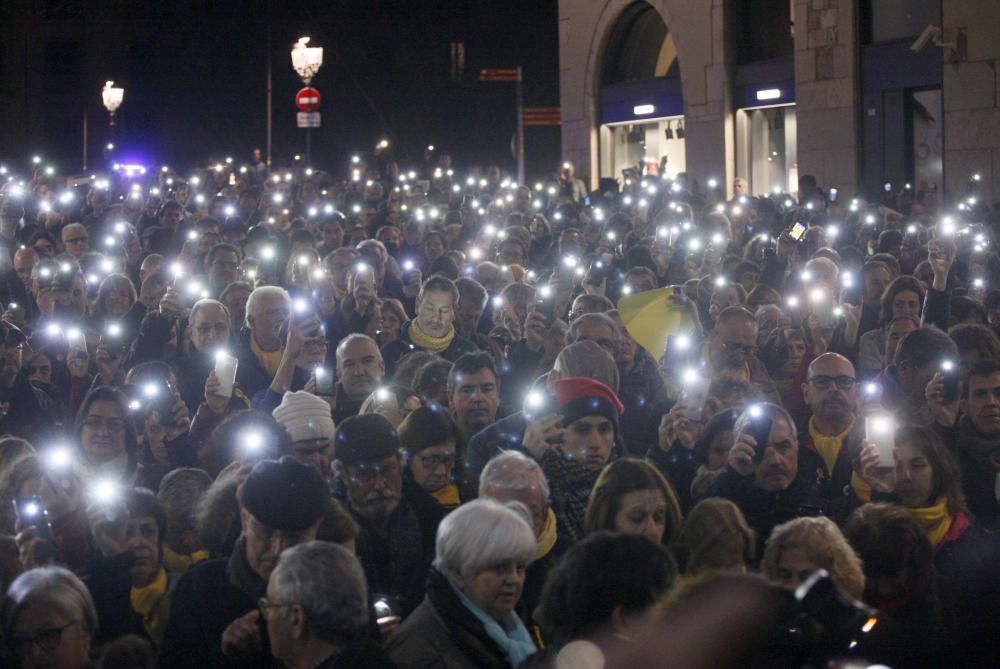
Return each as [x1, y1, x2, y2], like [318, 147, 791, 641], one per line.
[515, 66, 524, 185]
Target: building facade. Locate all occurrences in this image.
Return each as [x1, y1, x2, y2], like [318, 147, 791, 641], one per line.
[558, 0, 1000, 204]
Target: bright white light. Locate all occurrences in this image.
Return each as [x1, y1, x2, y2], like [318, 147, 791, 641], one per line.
[633, 104, 655, 115]
[92, 479, 121, 505]
[756, 88, 781, 101]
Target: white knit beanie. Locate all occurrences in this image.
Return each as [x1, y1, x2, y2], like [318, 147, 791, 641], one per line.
[272, 391, 336, 443]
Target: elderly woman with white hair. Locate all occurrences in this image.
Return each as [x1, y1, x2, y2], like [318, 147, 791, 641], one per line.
[386, 499, 538, 669]
[5, 566, 98, 669]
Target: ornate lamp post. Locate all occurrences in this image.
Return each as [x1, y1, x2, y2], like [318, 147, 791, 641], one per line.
[101, 81, 124, 153]
[291, 38, 323, 164]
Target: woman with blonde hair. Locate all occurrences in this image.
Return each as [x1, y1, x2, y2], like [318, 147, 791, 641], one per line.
[762, 516, 865, 599]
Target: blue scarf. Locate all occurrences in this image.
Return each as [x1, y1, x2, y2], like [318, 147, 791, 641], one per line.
[450, 581, 537, 667]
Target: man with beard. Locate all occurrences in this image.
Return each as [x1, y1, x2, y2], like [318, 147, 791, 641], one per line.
[447, 353, 500, 444]
[160, 457, 328, 668]
[332, 334, 384, 423]
[798, 352, 867, 520]
[333, 414, 445, 617]
[709, 403, 831, 552]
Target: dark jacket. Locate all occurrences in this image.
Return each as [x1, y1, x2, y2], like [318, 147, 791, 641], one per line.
[336, 477, 446, 617]
[386, 568, 516, 669]
[937, 417, 1000, 531]
[380, 320, 478, 379]
[158, 537, 271, 669]
[317, 636, 398, 669]
[617, 350, 673, 456]
[465, 411, 530, 487]
[0, 370, 63, 446]
[234, 328, 279, 400]
[796, 417, 866, 524]
[172, 349, 218, 415]
[331, 383, 366, 424]
[708, 448, 832, 555]
[86, 551, 148, 647]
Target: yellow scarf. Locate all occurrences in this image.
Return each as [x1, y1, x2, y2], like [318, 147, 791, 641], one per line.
[161, 544, 210, 575]
[409, 320, 455, 353]
[808, 418, 854, 475]
[533, 508, 558, 561]
[909, 496, 954, 548]
[431, 483, 462, 508]
[250, 335, 284, 378]
[130, 567, 171, 646]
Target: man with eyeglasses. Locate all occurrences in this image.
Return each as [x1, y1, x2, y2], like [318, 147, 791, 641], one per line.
[706, 306, 781, 404]
[160, 457, 329, 669]
[333, 414, 445, 619]
[206, 243, 242, 298]
[799, 353, 868, 519]
[60, 223, 90, 259]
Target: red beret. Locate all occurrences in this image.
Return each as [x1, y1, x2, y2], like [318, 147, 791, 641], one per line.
[551, 378, 624, 415]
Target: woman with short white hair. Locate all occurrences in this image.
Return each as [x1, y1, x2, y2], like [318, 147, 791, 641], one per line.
[386, 499, 538, 669]
[5, 566, 98, 669]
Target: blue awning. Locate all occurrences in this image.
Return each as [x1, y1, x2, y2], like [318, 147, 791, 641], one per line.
[601, 77, 683, 124]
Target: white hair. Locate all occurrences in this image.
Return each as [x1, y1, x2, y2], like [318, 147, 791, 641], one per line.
[434, 498, 537, 577]
[479, 451, 550, 503]
[5, 567, 99, 636]
[244, 285, 290, 329]
[270, 541, 369, 643]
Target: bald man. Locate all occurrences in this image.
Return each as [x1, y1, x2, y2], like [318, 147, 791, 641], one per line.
[799, 352, 866, 519]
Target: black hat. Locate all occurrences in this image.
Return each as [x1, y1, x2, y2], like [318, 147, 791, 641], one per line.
[237, 456, 328, 532]
[334, 414, 400, 466]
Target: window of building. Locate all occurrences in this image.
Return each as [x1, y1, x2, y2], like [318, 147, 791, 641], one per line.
[602, 1, 678, 85]
[861, 0, 941, 44]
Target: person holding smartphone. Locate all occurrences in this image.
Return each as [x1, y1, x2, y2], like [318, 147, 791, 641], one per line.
[709, 403, 831, 553]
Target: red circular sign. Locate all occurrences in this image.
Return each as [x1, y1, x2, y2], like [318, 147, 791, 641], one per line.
[295, 87, 321, 112]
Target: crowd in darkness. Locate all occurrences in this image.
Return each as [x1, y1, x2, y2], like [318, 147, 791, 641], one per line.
[0, 145, 1000, 668]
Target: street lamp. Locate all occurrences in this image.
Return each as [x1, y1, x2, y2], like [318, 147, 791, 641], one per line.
[101, 81, 124, 156]
[291, 37, 323, 165]
[102, 81, 124, 126]
[290, 37, 323, 85]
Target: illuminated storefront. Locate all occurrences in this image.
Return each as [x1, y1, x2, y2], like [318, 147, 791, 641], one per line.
[735, 81, 797, 195]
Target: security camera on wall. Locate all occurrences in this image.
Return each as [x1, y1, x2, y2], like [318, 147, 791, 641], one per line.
[911, 24, 941, 54]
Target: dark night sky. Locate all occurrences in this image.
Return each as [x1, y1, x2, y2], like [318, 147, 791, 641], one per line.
[4, 0, 561, 178]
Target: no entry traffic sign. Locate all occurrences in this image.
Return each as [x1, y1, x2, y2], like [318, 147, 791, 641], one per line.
[295, 87, 321, 112]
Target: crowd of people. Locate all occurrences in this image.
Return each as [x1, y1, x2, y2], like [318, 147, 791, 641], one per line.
[0, 148, 998, 668]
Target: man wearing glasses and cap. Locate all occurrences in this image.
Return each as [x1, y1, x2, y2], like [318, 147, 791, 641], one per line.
[160, 457, 329, 669]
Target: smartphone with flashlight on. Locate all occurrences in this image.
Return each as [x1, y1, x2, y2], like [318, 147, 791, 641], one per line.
[744, 407, 774, 465]
[100, 324, 127, 360]
[829, 188, 838, 203]
[13, 496, 53, 542]
[314, 365, 334, 396]
[789, 222, 807, 243]
[940, 359, 961, 403]
[865, 411, 896, 468]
